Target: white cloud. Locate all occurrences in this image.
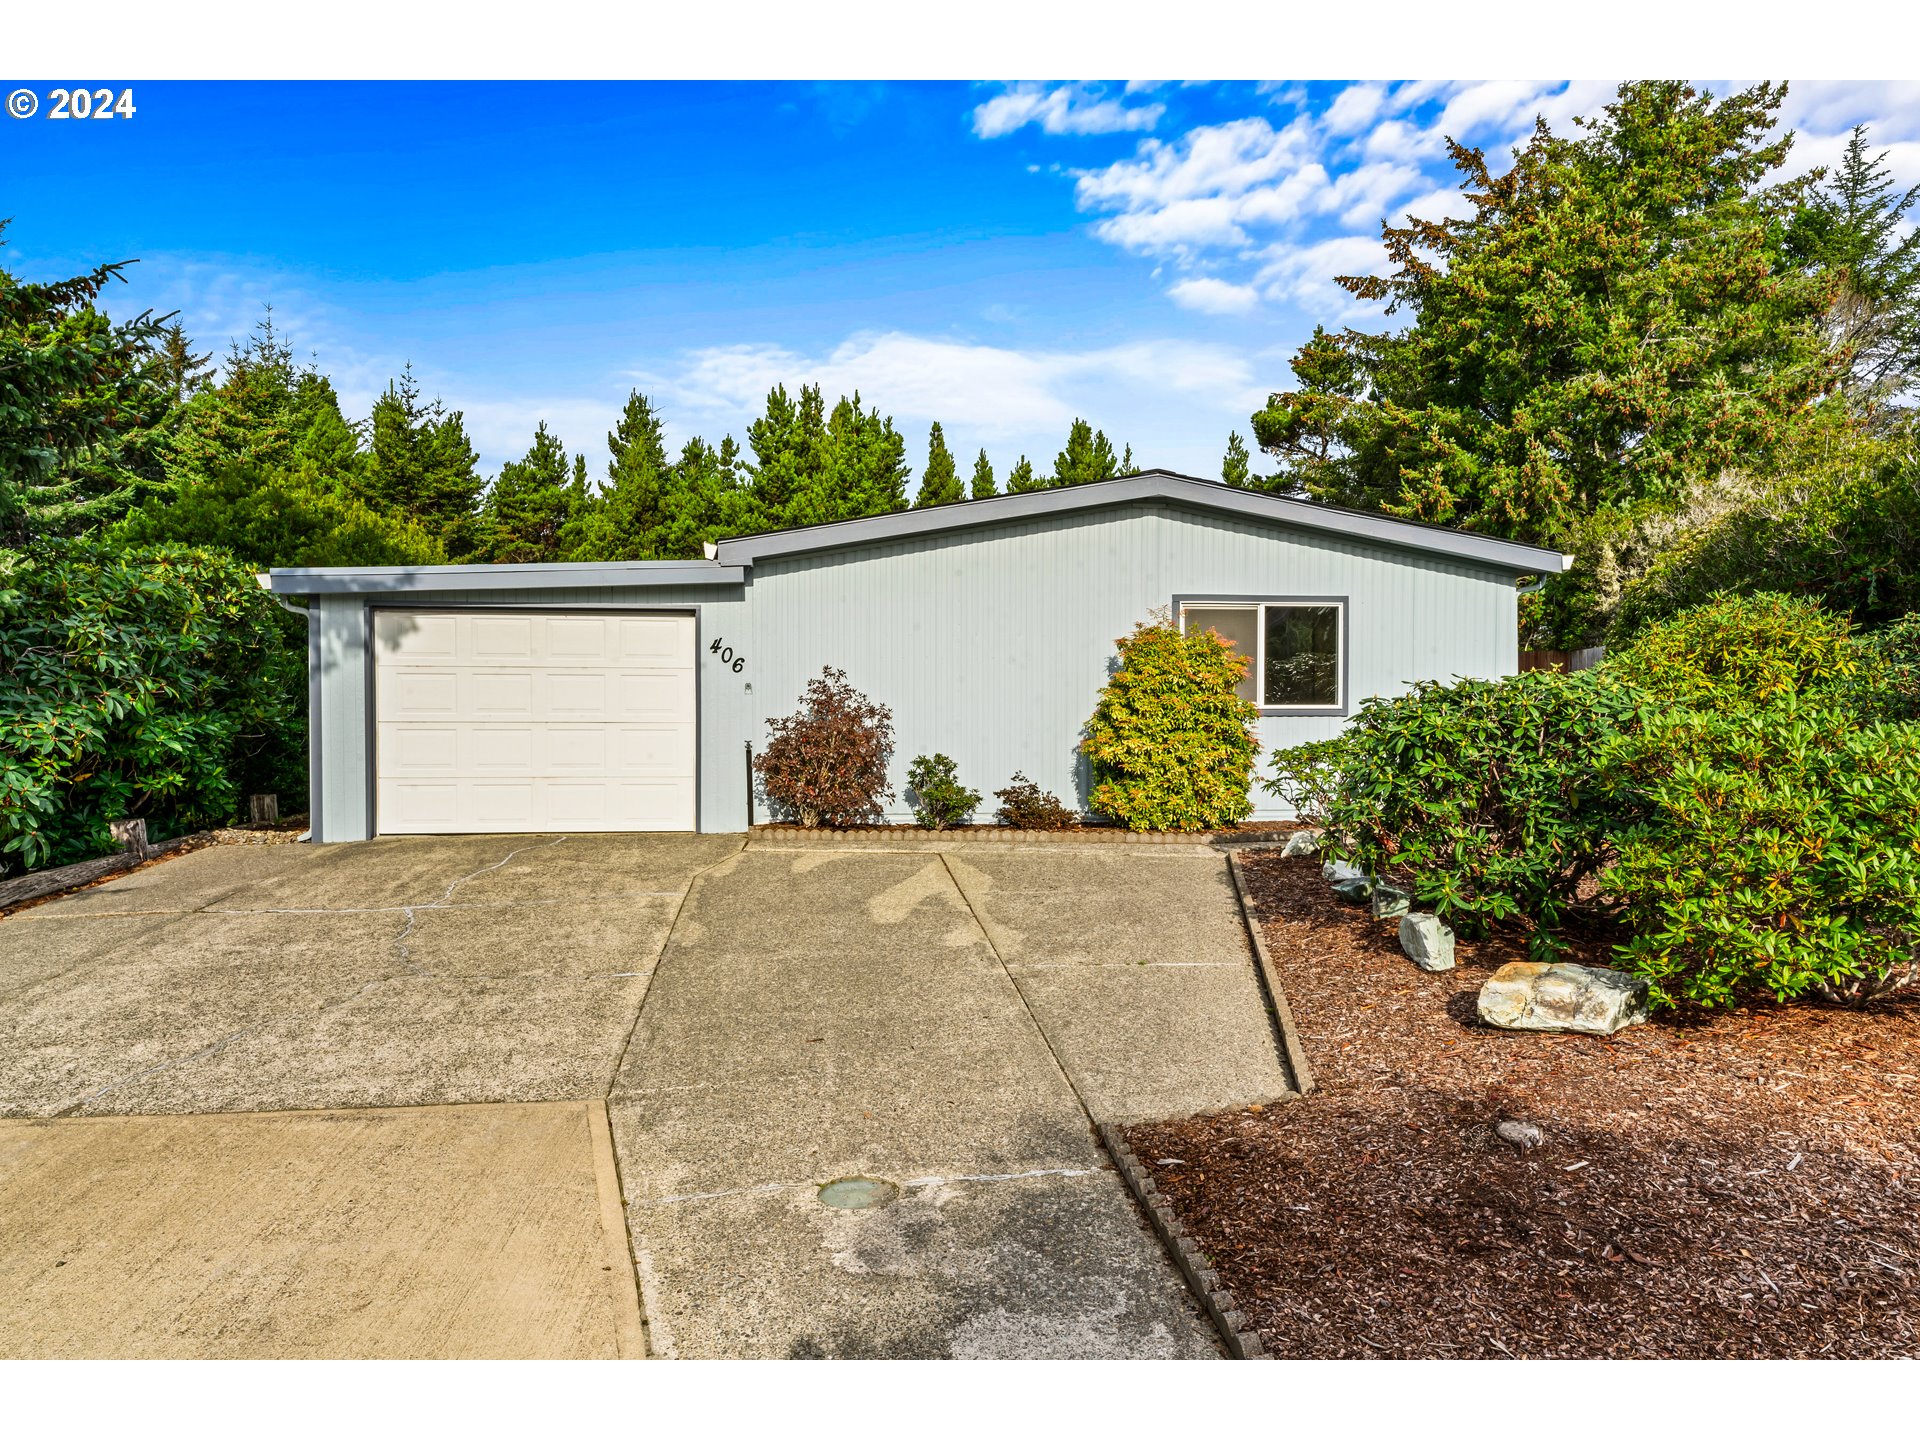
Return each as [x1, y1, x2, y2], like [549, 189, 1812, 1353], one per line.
[1076, 116, 1317, 211]
[1167, 277, 1261, 314]
[1255, 234, 1394, 319]
[972, 83, 1164, 139]
[1323, 82, 1387, 136]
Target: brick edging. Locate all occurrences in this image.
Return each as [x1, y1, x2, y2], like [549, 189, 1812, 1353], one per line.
[1100, 1123, 1268, 1359]
[748, 823, 1222, 846]
[1226, 849, 1319, 1096]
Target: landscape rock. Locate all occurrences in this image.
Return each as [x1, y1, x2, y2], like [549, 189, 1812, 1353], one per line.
[1398, 913, 1456, 971]
[1495, 1119, 1544, 1152]
[1477, 961, 1651, 1036]
[1322, 859, 1366, 885]
[1369, 883, 1411, 920]
[1330, 876, 1374, 904]
[1280, 830, 1321, 859]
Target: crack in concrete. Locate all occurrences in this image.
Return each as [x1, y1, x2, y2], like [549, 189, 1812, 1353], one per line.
[635, 1166, 1105, 1208]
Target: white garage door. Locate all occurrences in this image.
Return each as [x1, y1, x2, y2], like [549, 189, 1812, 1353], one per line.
[373, 610, 697, 834]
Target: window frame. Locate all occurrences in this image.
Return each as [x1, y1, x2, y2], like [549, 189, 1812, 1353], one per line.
[1172, 594, 1349, 716]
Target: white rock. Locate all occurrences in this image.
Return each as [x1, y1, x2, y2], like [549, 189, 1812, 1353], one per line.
[1478, 961, 1650, 1036]
[1322, 860, 1366, 885]
[1398, 913, 1456, 971]
[1495, 1119, 1543, 1152]
[1280, 829, 1321, 858]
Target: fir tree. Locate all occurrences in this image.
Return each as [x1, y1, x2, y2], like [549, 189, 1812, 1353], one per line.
[970, 447, 997, 499]
[1005, 455, 1039, 492]
[153, 321, 214, 405]
[1051, 418, 1120, 486]
[1222, 431, 1252, 489]
[914, 421, 962, 506]
[364, 364, 483, 536]
[480, 421, 577, 563]
[572, 390, 672, 559]
[1790, 123, 1920, 418]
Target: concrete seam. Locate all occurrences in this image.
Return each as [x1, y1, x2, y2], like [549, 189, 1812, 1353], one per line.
[587, 1099, 650, 1359]
[934, 850, 1238, 1360]
[594, 835, 748, 1362]
[1100, 1122, 1270, 1360]
[1226, 850, 1318, 1097]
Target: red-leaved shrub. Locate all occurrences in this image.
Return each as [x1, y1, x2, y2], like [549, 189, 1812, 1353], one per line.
[754, 667, 895, 827]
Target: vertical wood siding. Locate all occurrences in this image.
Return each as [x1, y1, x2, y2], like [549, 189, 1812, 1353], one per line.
[308, 501, 1522, 838]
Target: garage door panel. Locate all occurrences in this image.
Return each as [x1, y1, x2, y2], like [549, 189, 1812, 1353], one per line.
[375, 611, 696, 835]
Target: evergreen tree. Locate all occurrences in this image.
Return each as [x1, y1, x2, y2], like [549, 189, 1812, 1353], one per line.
[1050, 418, 1120, 487]
[480, 422, 577, 563]
[1252, 81, 1840, 543]
[745, 383, 826, 530]
[364, 364, 483, 539]
[914, 421, 962, 506]
[152, 321, 214, 405]
[1005, 455, 1040, 493]
[0, 223, 173, 541]
[572, 390, 672, 559]
[821, 392, 910, 521]
[1222, 431, 1252, 489]
[970, 447, 997, 499]
[654, 435, 751, 559]
[1789, 124, 1920, 419]
[1120, 443, 1135, 476]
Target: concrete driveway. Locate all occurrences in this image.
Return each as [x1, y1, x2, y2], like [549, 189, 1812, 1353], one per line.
[0, 833, 1295, 1359]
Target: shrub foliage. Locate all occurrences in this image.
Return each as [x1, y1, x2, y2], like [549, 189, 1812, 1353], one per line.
[1602, 697, 1920, 1007]
[754, 667, 894, 828]
[1271, 591, 1920, 1008]
[993, 772, 1077, 830]
[1269, 670, 1641, 948]
[0, 543, 305, 874]
[905, 753, 980, 830]
[1082, 616, 1260, 831]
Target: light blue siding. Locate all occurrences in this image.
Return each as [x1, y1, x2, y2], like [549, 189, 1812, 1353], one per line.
[307, 499, 1519, 838]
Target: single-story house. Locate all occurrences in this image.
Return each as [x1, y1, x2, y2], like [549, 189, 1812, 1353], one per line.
[263, 469, 1570, 840]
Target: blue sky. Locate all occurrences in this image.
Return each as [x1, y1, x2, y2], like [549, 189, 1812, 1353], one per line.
[4, 79, 1917, 487]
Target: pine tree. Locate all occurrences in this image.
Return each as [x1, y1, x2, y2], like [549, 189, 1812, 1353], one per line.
[1222, 431, 1252, 489]
[572, 390, 671, 559]
[970, 448, 997, 499]
[653, 434, 750, 559]
[153, 321, 214, 405]
[480, 422, 577, 563]
[1051, 418, 1120, 487]
[1005, 455, 1040, 493]
[914, 421, 962, 506]
[745, 383, 826, 530]
[823, 392, 910, 520]
[1120, 443, 1135, 476]
[1790, 124, 1920, 417]
[364, 364, 483, 537]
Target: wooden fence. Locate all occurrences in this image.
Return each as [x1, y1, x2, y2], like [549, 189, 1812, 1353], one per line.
[1518, 646, 1606, 673]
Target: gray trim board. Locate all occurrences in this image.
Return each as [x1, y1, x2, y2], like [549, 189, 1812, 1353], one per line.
[268, 559, 744, 595]
[715, 469, 1571, 575]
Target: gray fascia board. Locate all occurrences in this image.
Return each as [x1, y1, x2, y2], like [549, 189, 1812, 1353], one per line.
[714, 469, 1571, 574]
[266, 560, 747, 596]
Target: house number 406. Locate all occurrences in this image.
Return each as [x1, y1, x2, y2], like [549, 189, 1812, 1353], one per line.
[709, 637, 746, 673]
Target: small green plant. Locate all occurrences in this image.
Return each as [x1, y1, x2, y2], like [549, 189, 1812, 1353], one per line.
[993, 772, 1077, 830]
[1082, 614, 1261, 831]
[906, 753, 981, 830]
[754, 668, 894, 828]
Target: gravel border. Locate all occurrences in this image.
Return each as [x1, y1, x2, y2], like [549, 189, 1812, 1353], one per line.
[1100, 1123, 1269, 1359]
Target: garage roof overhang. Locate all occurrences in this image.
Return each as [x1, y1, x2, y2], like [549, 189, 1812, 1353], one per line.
[714, 469, 1573, 575]
[262, 558, 748, 596]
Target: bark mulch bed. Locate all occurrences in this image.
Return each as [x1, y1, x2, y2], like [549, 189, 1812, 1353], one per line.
[1125, 846, 1920, 1358]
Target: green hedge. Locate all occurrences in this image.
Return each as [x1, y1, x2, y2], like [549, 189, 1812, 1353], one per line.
[0, 543, 305, 874]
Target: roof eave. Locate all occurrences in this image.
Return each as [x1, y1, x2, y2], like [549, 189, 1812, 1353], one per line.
[265, 560, 748, 596]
